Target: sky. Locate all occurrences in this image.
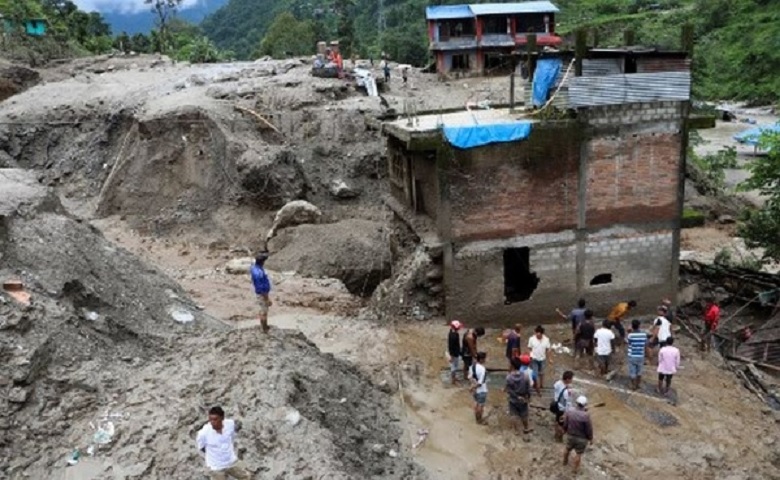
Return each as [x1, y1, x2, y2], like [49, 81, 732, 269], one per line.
[72, 0, 206, 14]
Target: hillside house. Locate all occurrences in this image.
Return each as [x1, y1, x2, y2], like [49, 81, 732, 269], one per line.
[426, 1, 561, 76]
[383, 47, 692, 324]
[0, 16, 48, 37]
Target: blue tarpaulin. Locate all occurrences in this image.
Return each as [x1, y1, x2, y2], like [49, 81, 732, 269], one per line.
[734, 123, 780, 146]
[443, 122, 532, 149]
[532, 58, 562, 108]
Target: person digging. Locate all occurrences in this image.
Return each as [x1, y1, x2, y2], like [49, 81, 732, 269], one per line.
[250, 252, 272, 333]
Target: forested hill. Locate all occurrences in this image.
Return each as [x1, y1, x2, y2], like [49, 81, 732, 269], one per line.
[202, 0, 780, 103]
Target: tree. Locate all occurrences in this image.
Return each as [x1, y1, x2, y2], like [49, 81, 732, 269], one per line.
[258, 12, 315, 59]
[333, 0, 355, 57]
[145, 0, 184, 53]
[738, 133, 780, 262]
[130, 33, 152, 53]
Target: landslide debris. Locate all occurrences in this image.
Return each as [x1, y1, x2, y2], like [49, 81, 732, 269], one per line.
[268, 218, 393, 296]
[0, 169, 424, 479]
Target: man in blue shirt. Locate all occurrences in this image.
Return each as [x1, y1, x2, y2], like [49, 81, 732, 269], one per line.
[251, 252, 272, 333]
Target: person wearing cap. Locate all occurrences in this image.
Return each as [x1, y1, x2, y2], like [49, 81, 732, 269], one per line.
[250, 252, 272, 333]
[505, 324, 522, 369]
[468, 351, 489, 425]
[562, 396, 593, 474]
[505, 357, 533, 434]
[518, 354, 538, 396]
[447, 321, 463, 385]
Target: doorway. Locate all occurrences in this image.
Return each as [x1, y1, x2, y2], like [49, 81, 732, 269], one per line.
[503, 247, 539, 303]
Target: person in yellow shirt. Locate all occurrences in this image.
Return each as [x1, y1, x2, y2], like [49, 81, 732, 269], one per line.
[606, 300, 637, 342]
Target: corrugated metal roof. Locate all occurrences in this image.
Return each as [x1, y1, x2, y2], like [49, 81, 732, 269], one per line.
[568, 71, 691, 108]
[426, 5, 474, 20]
[426, 2, 559, 19]
[470, 2, 559, 15]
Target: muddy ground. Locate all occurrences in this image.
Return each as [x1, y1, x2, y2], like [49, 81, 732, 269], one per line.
[1, 55, 779, 479]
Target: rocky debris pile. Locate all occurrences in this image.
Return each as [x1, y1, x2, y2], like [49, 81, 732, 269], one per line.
[268, 219, 392, 296]
[0, 169, 423, 479]
[371, 245, 444, 320]
[0, 64, 40, 103]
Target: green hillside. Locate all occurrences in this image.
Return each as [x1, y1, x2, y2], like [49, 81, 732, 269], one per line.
[202, 0, 778, 102]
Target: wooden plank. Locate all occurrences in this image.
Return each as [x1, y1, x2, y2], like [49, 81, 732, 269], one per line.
[726, 354, 780, 374]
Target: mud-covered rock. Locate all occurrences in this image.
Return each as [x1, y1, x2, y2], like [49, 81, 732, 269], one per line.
[266, 200, 322, 241]
[268, 219, 391, 296]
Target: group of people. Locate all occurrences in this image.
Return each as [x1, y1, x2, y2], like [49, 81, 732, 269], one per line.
[447, 321, 593, 473]
[445, 296, 721, 474]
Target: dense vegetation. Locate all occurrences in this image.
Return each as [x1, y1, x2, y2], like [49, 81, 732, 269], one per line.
[0, 0, 112, 63]
[0, 0, 231, 64]
[739, 134, 780, 263]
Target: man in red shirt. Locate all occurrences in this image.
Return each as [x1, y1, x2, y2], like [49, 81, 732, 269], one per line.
[702, 300, 720, 352]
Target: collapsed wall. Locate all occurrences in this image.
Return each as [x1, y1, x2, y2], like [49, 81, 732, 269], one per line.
[0, 169, 424, 479]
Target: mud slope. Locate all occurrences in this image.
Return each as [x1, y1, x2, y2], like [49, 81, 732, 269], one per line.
[0, 169, 424, 479]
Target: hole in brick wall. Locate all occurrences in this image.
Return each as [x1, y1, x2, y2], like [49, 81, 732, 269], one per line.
[590, 273, 613, 286]
[503, 247, 539, 304]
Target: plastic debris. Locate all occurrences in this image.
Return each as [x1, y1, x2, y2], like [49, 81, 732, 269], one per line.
[3, 279, 30, 306]
[388, 449, 398, 458]
[413, 429, 429, 449]
[285, 410, 301, 426]
[93, 421, 115, 445]
[66, 449, 80, 466]
[85, 311, 99, 321]
[169, 307, 194, 324]
[551, 343, 571, 355]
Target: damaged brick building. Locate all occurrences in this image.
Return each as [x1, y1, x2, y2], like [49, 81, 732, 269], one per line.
[383, 47, 692, 324]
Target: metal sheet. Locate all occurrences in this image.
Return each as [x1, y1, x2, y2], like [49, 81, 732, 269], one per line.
[469, 2, 559, 15]
[568, 72, 691, 107]
[426, 5, 474, 20]
[582, 58, 622, 76]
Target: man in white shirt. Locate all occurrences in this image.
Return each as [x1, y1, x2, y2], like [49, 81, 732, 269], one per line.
[593, 320, 616, 376]
[527, 325, 553, 393]
[196, 406, 251, 480]
[468, 351, 489, 425]
[649, 305, 673, 364]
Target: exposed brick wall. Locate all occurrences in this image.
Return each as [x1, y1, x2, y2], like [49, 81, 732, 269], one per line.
[444, 230, 676, 326]
[446, 124, 581, 242]
[586, 131, 681, 228]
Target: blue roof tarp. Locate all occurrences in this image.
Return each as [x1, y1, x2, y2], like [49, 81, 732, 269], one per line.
[469, 2, 559, 15]
[531, 57, 562, 108]
[443, 122, 532, 149]
[426, 5, 474, 20]
[734, 123, 780, 146]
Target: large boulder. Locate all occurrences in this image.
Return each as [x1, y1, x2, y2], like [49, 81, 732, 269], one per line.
[266, 200, 322, 241]
[267, 219, 391, 296]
